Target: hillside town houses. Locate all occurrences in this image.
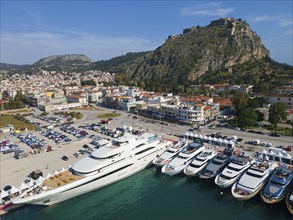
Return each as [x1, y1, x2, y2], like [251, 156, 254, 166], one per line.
[0, 69, 292, 125]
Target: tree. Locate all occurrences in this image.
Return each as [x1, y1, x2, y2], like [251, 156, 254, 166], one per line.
[248, 98, 261, 108]
[237, 107, 258, 128]
[256, 110, 265, 122]
[232, 93, 249, 112]
[268, 103, 288, 133]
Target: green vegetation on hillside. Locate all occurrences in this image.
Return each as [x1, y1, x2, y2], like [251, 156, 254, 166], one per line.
[95, 51, 150, 73]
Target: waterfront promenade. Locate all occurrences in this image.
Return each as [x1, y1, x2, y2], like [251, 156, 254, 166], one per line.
[1, 107, 292, 190]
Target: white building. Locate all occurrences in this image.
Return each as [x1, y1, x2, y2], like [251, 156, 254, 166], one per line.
[67, 95, 88, 106]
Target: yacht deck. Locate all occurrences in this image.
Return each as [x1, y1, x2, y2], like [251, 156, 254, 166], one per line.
[44, 171, 82, 189]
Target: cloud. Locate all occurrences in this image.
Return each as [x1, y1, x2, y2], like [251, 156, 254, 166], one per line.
[249, 14, 293, 28]
[250, 15, 277, 22]
[181, 2, 234, 17]
[279, 18, 293, 27]
[0, 31, 157, 64]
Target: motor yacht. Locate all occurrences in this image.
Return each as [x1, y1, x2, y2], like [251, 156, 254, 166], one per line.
[231, 161, 277, 200]
[214, 156, 255, 188]
[183, 147, 217, 177]
[12, 132, 173, 206]
[161, 139, 205, 176]
[153, 139, 188, 167]
[260, 165, 293, 204]
[199, 152, 232, 180]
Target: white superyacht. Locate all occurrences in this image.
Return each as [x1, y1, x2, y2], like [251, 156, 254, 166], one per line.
[12, 132, 173, 206]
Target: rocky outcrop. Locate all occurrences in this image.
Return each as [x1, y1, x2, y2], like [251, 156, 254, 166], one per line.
[125, 17, 270, 83]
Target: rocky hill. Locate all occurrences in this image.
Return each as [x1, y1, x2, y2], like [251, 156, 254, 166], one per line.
[122, 18, 274, 86]
[30, 54, 93, 72]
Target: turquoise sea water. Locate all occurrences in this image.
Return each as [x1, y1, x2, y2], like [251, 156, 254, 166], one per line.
[2, 166, 291, 220]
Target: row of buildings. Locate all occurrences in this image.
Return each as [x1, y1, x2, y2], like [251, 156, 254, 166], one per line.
[0, 69, 292, 125]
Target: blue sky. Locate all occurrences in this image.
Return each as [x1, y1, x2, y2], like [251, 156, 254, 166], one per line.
[1, 1, 292, 65]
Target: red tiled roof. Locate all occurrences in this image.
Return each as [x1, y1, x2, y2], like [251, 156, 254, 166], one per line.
[0, 100, 9, 104]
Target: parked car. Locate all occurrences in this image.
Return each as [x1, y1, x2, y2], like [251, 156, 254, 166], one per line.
[61, 155, 69, 161]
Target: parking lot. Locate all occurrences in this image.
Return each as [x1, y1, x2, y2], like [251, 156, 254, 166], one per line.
[1, 106, 292, 189]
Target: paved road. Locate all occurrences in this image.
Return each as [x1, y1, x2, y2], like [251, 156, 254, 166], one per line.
[1, 106, 292, 189]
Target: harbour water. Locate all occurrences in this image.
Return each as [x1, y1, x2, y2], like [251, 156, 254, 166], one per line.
[2, 166, 291, 220]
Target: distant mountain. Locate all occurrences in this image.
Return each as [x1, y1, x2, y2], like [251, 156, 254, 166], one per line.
[30, 54, 93, 72]
[0, 63, 30, 73]
[0, 54, 95, 73]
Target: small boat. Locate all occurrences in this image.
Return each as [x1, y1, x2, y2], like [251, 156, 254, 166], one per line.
[215, 155, 255, 188]
[199, 151, 232, 180]
[161, 139, 205, 176]
[0, 185, 23, 216]
[286, 187, 293, 215]
[231, 161, 277, 200]
[153, 139, 188, 167]
[260, 165, 293, 204]
[183, 147, 217, 177]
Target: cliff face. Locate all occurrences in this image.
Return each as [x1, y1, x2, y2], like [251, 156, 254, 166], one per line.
[126, 18, 270, 83]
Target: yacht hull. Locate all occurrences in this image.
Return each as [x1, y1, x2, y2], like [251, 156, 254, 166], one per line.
[214, 175, 241, 189]
[260, 192, 286, 204]
[231, 182, 264, 201]
[183, 163, 207, 177]
[13, 144, 168, 206]
[286, 193, 293, 215]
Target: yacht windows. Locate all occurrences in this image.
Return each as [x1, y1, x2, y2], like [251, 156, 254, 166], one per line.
[226, 165, 242, 172]
[166, 149, 176, 153]
[177, 155, 188, 159]
[212, 160, 224, 165]
[135, 143, 145, 148]
[220, 173, 233, 180]
[91, 153, 119, 160]
[249, 167, 265, 173]
[135, 147, 155, 155]
[111, 140, 129, 147]
[190, 163, 202, 168]
[182, 146, 197, 154]
[196, 158, 206, 162]
[246, 171, 263, 178]
[65, 163, 133, 191]
[282, 158, 291, 164]
[271, 180, 285, 186]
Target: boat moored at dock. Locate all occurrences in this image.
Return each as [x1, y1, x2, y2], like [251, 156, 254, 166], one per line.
[153, 139, 188, 167]
[198, 148, 233, 180]
[214, 155, 255, 188]
[161, 139, 205, 176]
[260, 165, 293, 204]
[183, 147, 217, 177]
[231, 161, 277, 200]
